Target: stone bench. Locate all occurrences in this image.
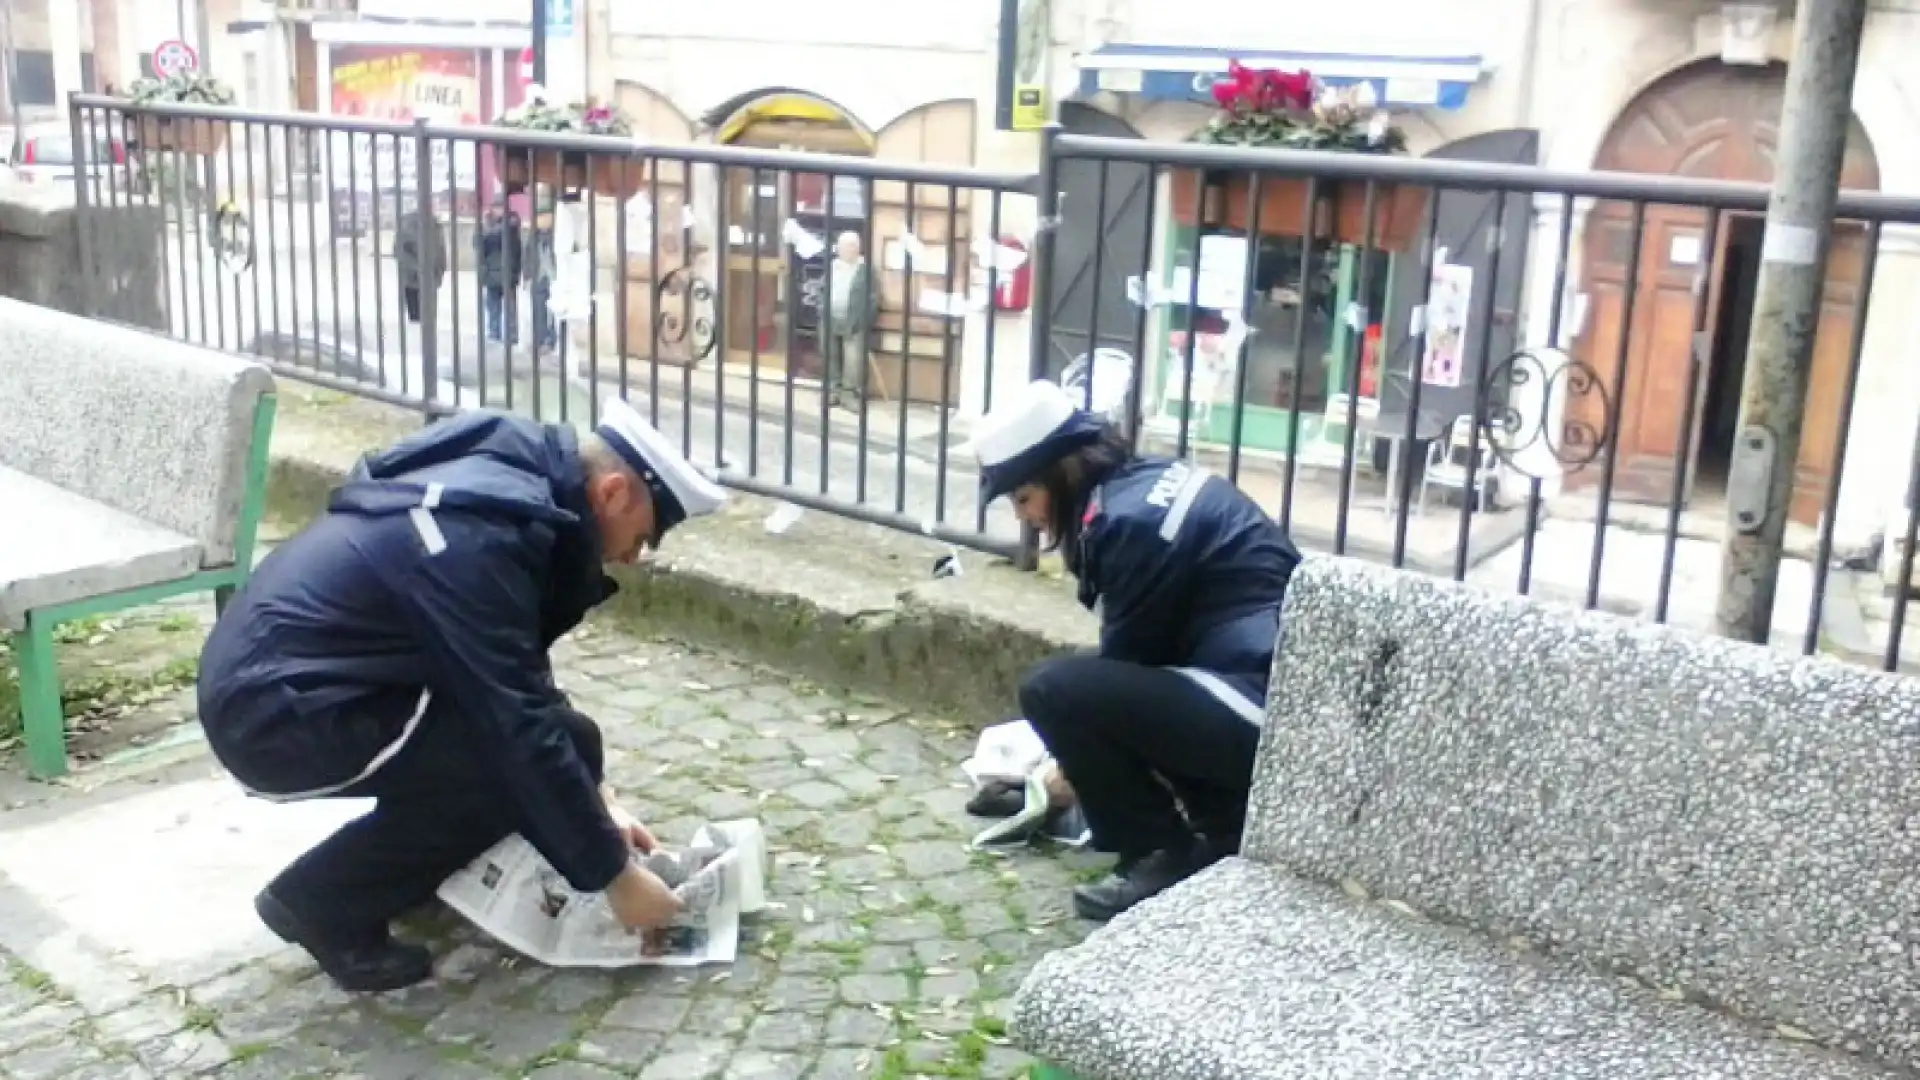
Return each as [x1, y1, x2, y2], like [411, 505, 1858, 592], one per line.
[1012, 557, 1920, 1079]
[0, 298, 276, 778]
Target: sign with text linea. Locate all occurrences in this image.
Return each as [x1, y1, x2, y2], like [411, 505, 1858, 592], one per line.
[153, 40, 199, 78]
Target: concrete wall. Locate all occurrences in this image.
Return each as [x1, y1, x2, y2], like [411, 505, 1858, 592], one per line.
[0, 185, 165, 328]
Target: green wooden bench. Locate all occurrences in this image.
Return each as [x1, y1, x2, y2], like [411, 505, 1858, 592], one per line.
[0, 297, 277, 778]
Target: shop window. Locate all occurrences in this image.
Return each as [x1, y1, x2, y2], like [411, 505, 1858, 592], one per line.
[1155, 225, 1391, 450]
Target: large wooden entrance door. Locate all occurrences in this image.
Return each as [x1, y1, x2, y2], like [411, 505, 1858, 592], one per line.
[1577, 61, 1879, 525]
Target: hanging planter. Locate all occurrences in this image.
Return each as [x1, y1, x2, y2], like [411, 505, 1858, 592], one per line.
[1169, 169, 1427, 252]
[126, 72, 236, 157]
[492, 87, 646, 201]
[1179, 62, 1428, 253]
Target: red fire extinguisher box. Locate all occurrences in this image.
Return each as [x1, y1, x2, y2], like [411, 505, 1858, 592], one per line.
[991, 236, 1031, 313]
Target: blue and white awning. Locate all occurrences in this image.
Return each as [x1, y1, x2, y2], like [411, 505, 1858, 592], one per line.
[1075, 44, 1486, 111]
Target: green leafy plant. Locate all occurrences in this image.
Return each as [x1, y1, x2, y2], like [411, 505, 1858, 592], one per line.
[494, 84, 633, 137]
[1198, 62, 1406, 153]
[128, 72, 237, 106]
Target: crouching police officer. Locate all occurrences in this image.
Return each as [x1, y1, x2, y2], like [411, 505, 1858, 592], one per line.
[968, 380, 1302, 922]
[197, 398, 726, 991]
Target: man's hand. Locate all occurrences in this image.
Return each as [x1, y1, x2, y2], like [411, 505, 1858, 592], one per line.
[606, 863, 683, 930]
[601, 786, 658, 852]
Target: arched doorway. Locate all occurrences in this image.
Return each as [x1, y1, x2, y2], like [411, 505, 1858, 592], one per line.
[1577, 60, 1879, 524]
[1047, 102, 1151, 379]
[708, 90, 875, 378]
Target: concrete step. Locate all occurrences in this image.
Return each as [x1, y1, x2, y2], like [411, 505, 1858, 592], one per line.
[1013, 858, 1892, 1080]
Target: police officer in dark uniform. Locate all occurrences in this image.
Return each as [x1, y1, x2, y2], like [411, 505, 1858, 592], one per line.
[969, 380, 1302, 921]
[196, 398, 726, 990]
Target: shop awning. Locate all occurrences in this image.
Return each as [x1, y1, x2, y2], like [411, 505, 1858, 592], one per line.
[1075, 44, 1486, 111]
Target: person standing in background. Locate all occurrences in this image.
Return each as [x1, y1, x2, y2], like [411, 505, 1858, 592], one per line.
[476, 196, 524, 344]
[528, 189, 559, 352]
[824, 231, 878, 408]
[395, 207, 448, 324]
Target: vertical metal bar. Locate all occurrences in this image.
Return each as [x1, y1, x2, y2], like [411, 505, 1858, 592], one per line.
[647, 159, 663, 427]
[1126, 164, 1161, 448]
[856, 177, 878, 504]
[1654, 209, 1725, 622]
[975, 190, 1005, 536]
[713, 164, 731, 470]
[679, 175, 695, 455]
[1279, 177, 1322, 533]
[242, 122, 262, 353]
[1175, 175, 1206, 460]
[1587, 201, 1649, 610]
[210, 122, 229, 351]
[1225, 172, 1263, 486]
[264, 121, 284, 366]
[1390, 185, 1443, 567]
[171, 141, 196, 342]
[1803, 220, 1880, 654]
[817, 171, 839, 497]
[588, 175, 604, 426]
[933, 182, 963, 525]
[617, 159, 635, 405]
[446, 135, 465, 407]
[739, 166, 761, 473]
[891, 181, 918, 510]
[67, 97, 96, 317]
[1337, 182, 1383, 558]
[1083, 162, 1112, 411]
[321, 127, 341, 368]
[220, 118, 240, 348]
[782, 165, 801, 487]
[304, 131, 323, 380]
[1017, 125, 1063, 569]
[1519, 194, 1579, 597]
[413, 119, 439, 413]
[151, 117, 178, 339]
[367, 130, 389, 388]
[1451, 188, 1508, 580]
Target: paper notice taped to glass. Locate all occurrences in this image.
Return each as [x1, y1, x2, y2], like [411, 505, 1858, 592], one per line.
[437, 819, 769, 968]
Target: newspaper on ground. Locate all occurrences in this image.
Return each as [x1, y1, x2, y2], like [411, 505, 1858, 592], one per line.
[437, 818, 768, 968]
[963, 720, 1091, 850]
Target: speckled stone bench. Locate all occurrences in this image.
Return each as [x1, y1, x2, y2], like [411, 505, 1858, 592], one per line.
[0, 298, 276, 778]
[1012, 557, 1919, 1079]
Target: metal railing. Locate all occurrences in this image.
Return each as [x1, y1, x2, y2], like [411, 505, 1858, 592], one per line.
[60, 93, 1920, 673]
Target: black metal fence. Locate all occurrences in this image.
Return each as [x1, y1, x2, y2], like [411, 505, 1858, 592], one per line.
[61, 94, 1920, 673]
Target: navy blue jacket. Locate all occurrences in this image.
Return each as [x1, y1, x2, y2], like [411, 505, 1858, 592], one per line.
[198, 411, 629, 893]
[1075, 456, 1300, 699]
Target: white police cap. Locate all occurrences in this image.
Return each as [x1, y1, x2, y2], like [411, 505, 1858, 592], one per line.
[966, 379, 1107, 502]
[595, 397, 728, 541]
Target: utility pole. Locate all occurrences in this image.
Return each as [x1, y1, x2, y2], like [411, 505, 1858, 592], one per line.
[1713, 0, 1870, 644]
[531, 0, 549, 85]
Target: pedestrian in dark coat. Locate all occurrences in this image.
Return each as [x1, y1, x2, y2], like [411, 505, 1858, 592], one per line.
[197, 398, 727, 990]
[394, 208, 447, 323]
[475, 196, 523, 343]
[967, 379, 1302, 922]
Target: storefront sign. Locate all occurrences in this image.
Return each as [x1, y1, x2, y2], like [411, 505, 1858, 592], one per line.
[326, 45, 483, 207]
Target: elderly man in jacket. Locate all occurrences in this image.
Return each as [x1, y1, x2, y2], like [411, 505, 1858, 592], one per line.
[196, 398, 726, 991]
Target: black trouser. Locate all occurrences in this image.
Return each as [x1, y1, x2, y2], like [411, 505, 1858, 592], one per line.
[265, 705, 604, 946]
[1019, 655, 1261, 858]
[401, 285, 422, 323]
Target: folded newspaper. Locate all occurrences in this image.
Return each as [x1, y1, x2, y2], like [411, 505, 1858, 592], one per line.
[438, 818, 768, 968]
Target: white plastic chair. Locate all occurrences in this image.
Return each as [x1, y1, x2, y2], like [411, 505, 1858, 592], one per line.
[1418, 414, 1501, 515]
[1320, 393, 1380, 502]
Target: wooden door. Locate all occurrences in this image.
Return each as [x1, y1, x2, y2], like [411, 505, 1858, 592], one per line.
[1576, 206, 1711, 503]
[723, 168, 789, 374]
[1580, 59, 1880, 524]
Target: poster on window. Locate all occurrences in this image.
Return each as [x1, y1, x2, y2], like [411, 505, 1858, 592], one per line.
[1421, 261, 1473, 389]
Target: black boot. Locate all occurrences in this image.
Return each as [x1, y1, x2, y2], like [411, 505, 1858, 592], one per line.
[255, 888, 433, 992]
[1071, 845, 1205, 922]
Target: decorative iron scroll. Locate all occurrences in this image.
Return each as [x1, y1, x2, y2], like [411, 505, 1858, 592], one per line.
[655, 266, 718, 363]
[1475, 346, 1616, 481]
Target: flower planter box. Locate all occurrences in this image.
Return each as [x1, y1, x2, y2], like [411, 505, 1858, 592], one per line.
[496, 147, 646, 201]
[134, 116, 227, 156]
[1170, 169, 1428, 253]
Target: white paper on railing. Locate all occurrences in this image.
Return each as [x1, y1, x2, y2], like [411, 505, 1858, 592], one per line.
[781, 219, 825, 260]
[977, 243, 1029, 273]
[437, 819, 768, 969]
[548, 199, 594, 324]
[917, 289, 986, 318]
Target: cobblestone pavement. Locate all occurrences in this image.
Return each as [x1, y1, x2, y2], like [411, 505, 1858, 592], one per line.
[0, 622, 1099, 1079]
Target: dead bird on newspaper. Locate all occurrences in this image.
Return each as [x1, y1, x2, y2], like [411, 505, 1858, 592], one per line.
[963, 718, 1091, 849]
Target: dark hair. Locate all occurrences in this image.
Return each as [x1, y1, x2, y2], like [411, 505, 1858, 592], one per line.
[1032, 426, 1134, 571]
